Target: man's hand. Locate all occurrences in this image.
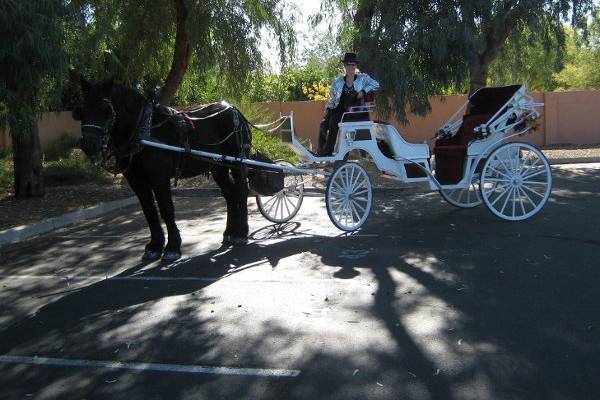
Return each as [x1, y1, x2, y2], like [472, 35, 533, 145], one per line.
[356, 90, 365, 100]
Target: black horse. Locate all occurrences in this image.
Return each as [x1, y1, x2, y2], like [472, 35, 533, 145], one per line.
[74, 78, 264, 262]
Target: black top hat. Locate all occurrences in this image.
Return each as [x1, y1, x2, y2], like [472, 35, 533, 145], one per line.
[342, 52, 359, 64]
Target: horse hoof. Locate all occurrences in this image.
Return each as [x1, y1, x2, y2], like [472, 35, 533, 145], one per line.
[142, 249, 162, 261]
[162, 251, 181, 263]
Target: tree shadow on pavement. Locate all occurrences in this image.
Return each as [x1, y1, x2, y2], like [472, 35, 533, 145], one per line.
[1, 165, 599, 399]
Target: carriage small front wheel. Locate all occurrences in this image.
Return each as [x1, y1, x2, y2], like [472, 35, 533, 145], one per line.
[326, 162, 373, 231]
[439, 173, 483, 208]
[256, 160, 305, 223]
[480, 142, 552, 221]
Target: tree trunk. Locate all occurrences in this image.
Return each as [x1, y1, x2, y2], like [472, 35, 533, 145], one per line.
[468, 54, 490, 95]
[159, 0, 192, 105]
[353, 0, 375, 52]
[11, 116, 44, 198]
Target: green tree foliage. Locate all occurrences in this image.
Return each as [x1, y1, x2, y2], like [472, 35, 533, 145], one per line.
[0, 0, 69, 197]
[67, 0, 296, 105]
[488, 24, 563, 91]
[323, 0, 596, 121]
[554, 23, 600, 90]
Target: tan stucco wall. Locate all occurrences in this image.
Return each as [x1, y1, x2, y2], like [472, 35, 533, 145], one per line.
[544, 91, 600, 145]
[256, 92, 550, 148]
[1, 90, 599, 152]
[1, 111, 81, 152]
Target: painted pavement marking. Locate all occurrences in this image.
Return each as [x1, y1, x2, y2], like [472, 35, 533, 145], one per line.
[0, 355, 300, 378]
[0, 274, 362, 284]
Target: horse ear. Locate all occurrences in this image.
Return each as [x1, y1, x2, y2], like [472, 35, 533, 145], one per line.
[101, 78, 114, 97]
[80, 75, 91, 95]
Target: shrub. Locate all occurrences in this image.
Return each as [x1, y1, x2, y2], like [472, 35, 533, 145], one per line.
[237, 103, 298, 162]
[44, 132, 80, 161]
[0, 149, 13, 196]
[43, 148, 112, 186]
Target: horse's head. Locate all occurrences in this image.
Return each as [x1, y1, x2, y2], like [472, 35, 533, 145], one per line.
[72, 77, 116, 164]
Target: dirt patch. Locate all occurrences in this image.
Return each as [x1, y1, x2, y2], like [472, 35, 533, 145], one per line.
[0, 182, 134, 231]
[0, 175, 217, 232]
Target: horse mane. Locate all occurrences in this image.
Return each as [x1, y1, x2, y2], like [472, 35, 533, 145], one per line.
[110, 83, 147, 116]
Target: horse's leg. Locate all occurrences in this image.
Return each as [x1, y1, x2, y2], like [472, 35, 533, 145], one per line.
[152, 175, 181, 262]
[211, 166, 236, 244]
[230, 167, 249, 243]
[124, 171, 164, 260]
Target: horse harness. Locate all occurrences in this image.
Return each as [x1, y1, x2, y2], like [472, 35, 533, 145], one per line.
[84, 97, 250, 177]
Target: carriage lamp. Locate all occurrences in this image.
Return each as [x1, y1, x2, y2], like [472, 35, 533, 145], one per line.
[345, 129, 357, 143]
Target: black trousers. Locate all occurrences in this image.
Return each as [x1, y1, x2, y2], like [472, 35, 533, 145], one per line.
[318, 108, 344, 155]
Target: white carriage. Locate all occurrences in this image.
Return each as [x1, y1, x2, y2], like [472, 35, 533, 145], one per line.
[255, 84, 552, 231]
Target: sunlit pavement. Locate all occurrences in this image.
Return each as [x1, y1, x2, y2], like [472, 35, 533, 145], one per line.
[0, 163, 599, 400]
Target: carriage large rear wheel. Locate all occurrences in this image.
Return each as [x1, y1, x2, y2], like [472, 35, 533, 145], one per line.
[256, 160, 305, 223]
[480, 142, 552, 221]
[325, 162, 373, 231]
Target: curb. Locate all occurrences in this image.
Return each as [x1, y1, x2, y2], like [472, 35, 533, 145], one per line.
[0, 196, 138, 247]
[548, 157, 600, 165]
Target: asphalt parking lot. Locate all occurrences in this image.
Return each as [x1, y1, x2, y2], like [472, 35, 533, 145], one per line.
[0, 163, 599, 400]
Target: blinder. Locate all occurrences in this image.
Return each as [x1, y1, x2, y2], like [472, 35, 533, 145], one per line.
[80, 98, 116, 162]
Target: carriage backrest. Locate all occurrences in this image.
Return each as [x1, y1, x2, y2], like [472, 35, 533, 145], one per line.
[468, 85, 522, 117]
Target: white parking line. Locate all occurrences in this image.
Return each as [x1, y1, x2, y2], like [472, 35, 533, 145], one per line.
[0, 355, 301, 378]
[0, 274, 357, 284]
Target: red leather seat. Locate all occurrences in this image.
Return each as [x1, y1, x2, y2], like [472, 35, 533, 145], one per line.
[434, 114, 492, 183]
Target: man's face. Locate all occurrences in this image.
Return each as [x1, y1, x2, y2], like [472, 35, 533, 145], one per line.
[344, 63, 357, 73]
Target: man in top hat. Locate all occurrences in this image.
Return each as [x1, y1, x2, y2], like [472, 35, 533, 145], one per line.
[317, 52, 380, 156]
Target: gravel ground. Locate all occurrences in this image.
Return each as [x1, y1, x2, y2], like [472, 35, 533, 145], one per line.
[1, 145, 599, 232]
[541, 143, 600, 160]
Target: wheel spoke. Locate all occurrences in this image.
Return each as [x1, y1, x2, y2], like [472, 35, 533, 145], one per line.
[488, 165, 511, 179]
[525, 156, 541, 170]
[350, 201, 361, 222]
[352, 171, 364, 192]
[349, 168, 358, 191]
[331, 187, 345, 196]
[521, 169, 546, 180]
[500, 187, 514, 215]
[284, 194, 298, 209]
[282, 194, 291, 216]
[344, 169, 351, 190]
[517, 188, 527, 215]
[497, 151, 515, 174]
[522, 180, 548, 186]
[518, 186, 536, 206]
[275, 196, 283, 218]
[353, 200, 366, 213]
[488, 185, 510, 207]
[522, 184, 545, 198]
[353, 188, 369, 196]
[262, 195, 277, 207]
